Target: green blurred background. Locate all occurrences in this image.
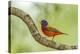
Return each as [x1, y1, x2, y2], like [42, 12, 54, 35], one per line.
[10, 1, 78, 53]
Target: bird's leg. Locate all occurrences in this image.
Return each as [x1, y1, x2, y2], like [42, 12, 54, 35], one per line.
[52, 36, 54, 41]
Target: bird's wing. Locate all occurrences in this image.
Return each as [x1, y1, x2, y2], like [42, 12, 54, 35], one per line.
[45, 27, 68, 35]
[46, 27, 61, 32]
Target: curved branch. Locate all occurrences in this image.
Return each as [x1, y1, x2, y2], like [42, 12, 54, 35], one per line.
[9, 7, 77, 50]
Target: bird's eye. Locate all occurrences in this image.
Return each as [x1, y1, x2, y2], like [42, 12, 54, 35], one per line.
[41, 20, 46, 23]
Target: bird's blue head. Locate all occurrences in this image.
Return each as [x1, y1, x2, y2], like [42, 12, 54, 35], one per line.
[41, 20, 48, 27]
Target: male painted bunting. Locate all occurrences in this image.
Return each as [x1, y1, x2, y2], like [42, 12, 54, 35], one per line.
[41, 19, 68, 41]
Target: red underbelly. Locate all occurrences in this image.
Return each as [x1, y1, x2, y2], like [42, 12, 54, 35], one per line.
[43, 30, 60, 37]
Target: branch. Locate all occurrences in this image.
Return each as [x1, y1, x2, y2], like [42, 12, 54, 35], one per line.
[9, 7, 77, 50]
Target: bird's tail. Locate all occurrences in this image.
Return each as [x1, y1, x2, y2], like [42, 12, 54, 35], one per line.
[61, 33, 68, 35]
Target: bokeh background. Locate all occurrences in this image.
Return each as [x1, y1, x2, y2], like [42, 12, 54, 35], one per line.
[9, 1, 78, 53]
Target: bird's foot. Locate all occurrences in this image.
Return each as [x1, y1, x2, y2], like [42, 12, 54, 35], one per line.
[52, 36, 54, 41]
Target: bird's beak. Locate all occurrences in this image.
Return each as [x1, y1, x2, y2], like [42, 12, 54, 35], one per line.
[37, 20, 41, 24]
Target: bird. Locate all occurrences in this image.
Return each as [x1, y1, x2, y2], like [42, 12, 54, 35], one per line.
[41, 19, 68, 41]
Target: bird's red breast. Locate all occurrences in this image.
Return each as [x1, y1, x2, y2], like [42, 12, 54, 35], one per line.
[41, 26, 63, 37]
